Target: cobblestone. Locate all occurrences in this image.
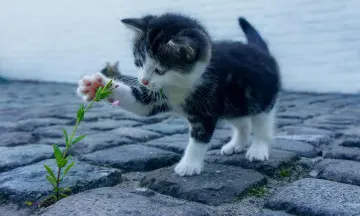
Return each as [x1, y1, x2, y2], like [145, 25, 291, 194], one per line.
[0, 159, 121, 204]
[205, 149, 299, 176]
[312, 159, 360, 186]
[265, 178, 360, 215]
[1, 82, 360, 215]
[36, 187, 215, 216]
[140, 164, 266, 205]
[81, 144, 180, 172]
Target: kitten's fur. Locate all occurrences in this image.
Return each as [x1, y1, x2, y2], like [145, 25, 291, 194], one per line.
[77, 13, 280, 176]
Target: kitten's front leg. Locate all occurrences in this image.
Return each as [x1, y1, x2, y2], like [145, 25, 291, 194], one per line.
[77, 73, 168, 116]
[174, 117, 217, 176]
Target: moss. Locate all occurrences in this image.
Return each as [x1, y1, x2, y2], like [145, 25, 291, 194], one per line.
[248, 185, 268, 197]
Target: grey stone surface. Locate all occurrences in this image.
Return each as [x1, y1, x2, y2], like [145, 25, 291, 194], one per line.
[0, 204, 32, 216]
[0, 132, 38, 147]
[266, 178, 360, 216]
[69, 132, 134, 154]
[36, 187, 215, 216]
[0, 159, 121, 203]
[324, 145, 360, 162]
[272, 139, 318, 158]
[81, 144, 180, 172]
[276, 118, 303, 128]
[0, 145, 53, 172]
[144, 132, 229, 154]
[140, 163, 266, 205]
[80, 119, 141, 131]
[15, 118, 71, 132]
[2, 82, 360, 215]
[303, 114, 358, 131]
[140, 121, 189, 135]
[205, 149, 299, 176]
[259, 209, 293, 216]
[108, 127, 163, 142]
[32, 125, 92, 139]
[313, 159, 360, 186]
[277, 125, 335, 146]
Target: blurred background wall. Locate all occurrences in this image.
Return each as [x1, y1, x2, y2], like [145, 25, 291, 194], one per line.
[0, 0, 359, 93]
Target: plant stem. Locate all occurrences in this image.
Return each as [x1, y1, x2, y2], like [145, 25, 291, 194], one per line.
[55, 100, 96, 200]
[55, 167, 62, 199]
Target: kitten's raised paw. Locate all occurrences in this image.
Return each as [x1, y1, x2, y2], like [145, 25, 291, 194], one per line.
[76, 73, 108, 102]
[174, 158, 202, 176]
[245, 143, 269, 162]
[220, 142, 245, 155]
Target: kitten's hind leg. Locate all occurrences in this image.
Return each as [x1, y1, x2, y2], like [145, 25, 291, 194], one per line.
[221, 117, 251, 155]
[246, 109, 275, 162]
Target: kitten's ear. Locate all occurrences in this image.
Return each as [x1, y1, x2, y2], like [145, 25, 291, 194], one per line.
[121, 18, 146, 33]
[166, 38, 197, 61]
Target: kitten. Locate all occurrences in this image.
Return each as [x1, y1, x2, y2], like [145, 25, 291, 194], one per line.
[77, 13, 280, 176]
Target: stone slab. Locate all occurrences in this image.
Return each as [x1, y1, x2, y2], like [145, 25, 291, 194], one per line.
[259, 209, 293, 216]
[140, 163, 266, 206]
[205, 149, 299, 176]
[15, 118, 70, 132]
[0, 132, 38, 147]
[108, 127, 163, 142]
[36, 187, 214, 216]
[277, 126, 335, 146]
[312, 159, 360, 186]
[0, 145, 53, 172]
[272, 139, 318, 158]
[69, 132, 134, 155]
[324, 145, 360, 162]
[79, 119, 141, 131]
[81, 144, 181, 172]
[265, 178, 360, 216]
[140, 121, 189, 135]
[0, 159, 121, 204]
[143, 132, 230, 154]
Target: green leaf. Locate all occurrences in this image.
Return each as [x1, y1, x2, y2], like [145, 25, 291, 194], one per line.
[46, 175, 57, 187]
[59, 193, 69, 198]
[63, 162, 75, 177]
[61, 157, 68, 168]
[44, 164, 56, 181]
[62, 129, 69, 145]
[104, 79, 113, 90]
[72, 135, 86, 145]
[77, 104, 85, 122]
[24, 201, 33, 207]
[99, 91, 112, 100]
[95, 86, 103, 99]
[52, 144, 63, 167]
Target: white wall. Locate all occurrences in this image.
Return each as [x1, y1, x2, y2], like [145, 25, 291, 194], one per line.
[0, 0, 359, 93]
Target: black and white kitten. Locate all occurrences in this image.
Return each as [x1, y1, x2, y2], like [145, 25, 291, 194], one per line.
[77, 13, 280, 176]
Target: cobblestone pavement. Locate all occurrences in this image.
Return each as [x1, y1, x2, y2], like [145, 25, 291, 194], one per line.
[1, 81, 360, 216]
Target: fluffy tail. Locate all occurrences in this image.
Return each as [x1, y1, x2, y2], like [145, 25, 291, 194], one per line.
[238, 17, 269, 53]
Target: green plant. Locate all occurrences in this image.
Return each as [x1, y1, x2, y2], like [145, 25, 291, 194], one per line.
[38, 80, 117, 208]
[278, 167, 292, 178]
[248, 185, 267, 197]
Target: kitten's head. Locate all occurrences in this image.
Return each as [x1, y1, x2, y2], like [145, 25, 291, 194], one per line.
[121, 13, 212, 90]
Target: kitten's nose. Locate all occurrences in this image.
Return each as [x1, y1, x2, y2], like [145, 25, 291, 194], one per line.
[141, 79, 149, 85]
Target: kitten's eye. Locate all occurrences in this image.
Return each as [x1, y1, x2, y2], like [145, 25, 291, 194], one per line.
[135, 59, 143, 67]
[154, 68, 165, 75]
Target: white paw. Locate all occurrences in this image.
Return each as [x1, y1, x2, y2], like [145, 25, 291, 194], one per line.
[245, 142, 269, 162]
[220, 141, 245, 155]
[174, 158, 203, 176]
[76, 73, 108, 102]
